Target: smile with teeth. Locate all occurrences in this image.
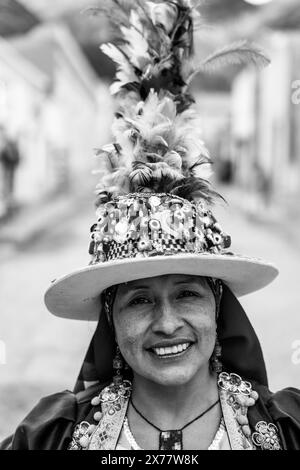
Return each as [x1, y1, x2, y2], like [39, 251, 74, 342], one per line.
[151, 342, 192, 357]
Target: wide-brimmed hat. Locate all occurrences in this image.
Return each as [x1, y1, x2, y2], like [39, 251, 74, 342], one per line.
[44, 193, 278, 320]
[44, 1, 277, 321]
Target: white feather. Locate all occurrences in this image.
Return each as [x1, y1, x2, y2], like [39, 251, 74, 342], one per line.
[110, 66, 139, 94]
[110, 81, 123, 95]
[130, 9, 144, 33]
[100, 43, 129, 68]
[101, 43, 138, 93]
[120, 25, 150, 68]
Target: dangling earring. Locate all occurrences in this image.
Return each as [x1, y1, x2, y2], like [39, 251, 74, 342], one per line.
[113, 346, 124, 386]
[89, 346, 131, 420]
[210, 336, 223, 373]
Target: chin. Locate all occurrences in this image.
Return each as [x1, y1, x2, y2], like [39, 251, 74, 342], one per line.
[146, 367, 199, 387]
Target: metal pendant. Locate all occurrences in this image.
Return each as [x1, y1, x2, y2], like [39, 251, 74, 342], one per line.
[159, 430, 183, 450]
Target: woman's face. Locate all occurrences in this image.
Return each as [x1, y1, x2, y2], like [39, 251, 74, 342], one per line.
[112, 274, 217, 387]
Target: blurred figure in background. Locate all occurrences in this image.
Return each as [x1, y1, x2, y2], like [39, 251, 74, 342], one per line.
[0, 125, 20, 218]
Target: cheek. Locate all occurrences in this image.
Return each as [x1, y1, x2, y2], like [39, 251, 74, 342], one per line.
[113, 314, 144, 355]
[197, 319, 216, 346]
[189, 301, 216, 330]
[189, 305, 216, 348]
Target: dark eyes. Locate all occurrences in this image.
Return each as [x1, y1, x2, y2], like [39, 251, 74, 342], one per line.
[129, 297, 150, 306]
[178, 290, 198, 299]
[128, 290, 199, 306]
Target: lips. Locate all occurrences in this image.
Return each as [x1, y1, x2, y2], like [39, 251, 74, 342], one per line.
[153, 342, 190, 356]
[147, 340, 195, 358]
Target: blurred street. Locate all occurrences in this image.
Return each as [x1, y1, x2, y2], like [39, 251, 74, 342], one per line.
[0, 194, 96, 441]
[0, 188, 299, 440]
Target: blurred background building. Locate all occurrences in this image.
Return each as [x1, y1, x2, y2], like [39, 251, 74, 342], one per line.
[229, 1, 300, 220]
[0, 0, 113, 217]
[0, 0, 299, 441]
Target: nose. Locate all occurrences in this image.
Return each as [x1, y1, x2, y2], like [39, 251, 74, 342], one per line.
[151, 300, 183, 336]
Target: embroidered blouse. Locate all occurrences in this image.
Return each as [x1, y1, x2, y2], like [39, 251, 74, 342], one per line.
[2, 372, 294, 450]
[84, 374, 257, 450]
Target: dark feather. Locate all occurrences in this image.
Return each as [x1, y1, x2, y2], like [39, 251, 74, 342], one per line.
[95, 191, 113, 207]
[166, 177, 224, 203]
[188, 156, 213, 174]
[171, 7, 194, 57]
[138, 172, 178, 194]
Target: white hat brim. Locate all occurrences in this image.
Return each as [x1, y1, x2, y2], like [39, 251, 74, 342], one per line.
[44, 253, 278, 321]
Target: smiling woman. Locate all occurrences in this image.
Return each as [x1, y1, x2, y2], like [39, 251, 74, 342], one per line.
[112, 275, 217, 388]
[1, 0, 300, 451]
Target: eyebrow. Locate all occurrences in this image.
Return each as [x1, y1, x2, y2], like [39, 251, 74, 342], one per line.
[124, 278, 204, 293]
[125, 286, 149, 292]
[174, 279, 203, 286]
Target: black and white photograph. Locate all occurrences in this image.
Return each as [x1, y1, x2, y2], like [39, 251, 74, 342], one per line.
[0, 0, 300, 451]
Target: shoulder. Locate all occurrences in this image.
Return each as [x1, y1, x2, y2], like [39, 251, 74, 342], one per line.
[267, 387, 300, 424]
[253, 382, 300, 421]
[0, 390, 77, 450]
[0, 383, 107, 450]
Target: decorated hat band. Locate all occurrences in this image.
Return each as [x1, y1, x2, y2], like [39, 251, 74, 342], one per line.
[89, 193, 232, 265]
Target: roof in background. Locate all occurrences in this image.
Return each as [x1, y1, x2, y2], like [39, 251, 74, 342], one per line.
[0, 0, 40, 36]
[7, 0, 300, 89]
[17, 0, 87, 19]
[17, 0, 257, 22]
[261, 0, 300, 30]
[0, 35, 49, 90]
[4, 1, 269, 82]
[10, 23, 100, 101]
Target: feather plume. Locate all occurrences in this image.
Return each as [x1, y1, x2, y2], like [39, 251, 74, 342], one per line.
[186, 40, 271, 84]
[93, 1, 271, 206]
